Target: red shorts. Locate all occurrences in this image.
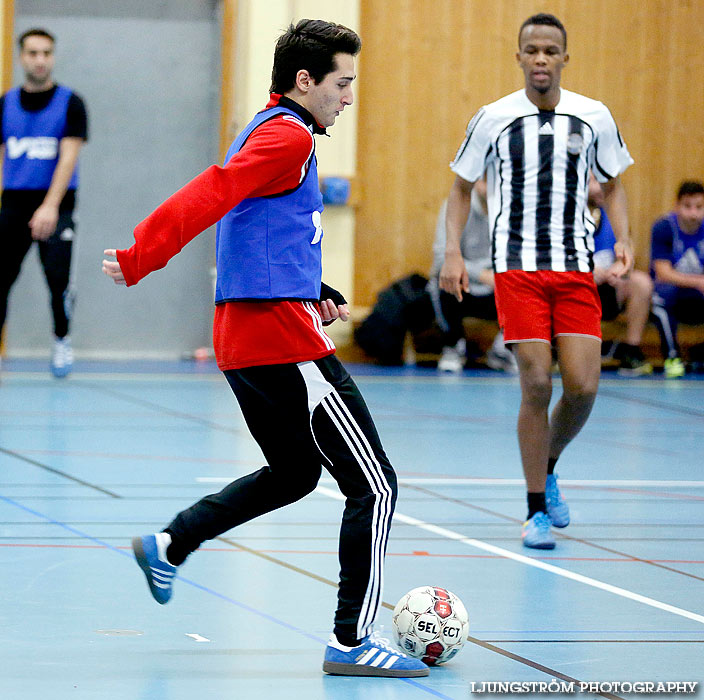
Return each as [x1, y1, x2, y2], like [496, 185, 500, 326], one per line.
[494, 270, 602, 344]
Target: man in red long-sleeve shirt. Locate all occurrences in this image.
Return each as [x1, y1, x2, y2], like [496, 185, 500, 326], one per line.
[102, 19, 428, 678]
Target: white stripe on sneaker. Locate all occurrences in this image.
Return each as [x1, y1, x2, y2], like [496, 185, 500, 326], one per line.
[382, 655, 399, 669]
[151, 568, 174, 581]
[356, 648, 379, 665]
[369, 651, 388, 667]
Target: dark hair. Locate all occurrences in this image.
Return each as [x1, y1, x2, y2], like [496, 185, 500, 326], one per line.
[270, 19, 361, 94]
[677, 181, 704, 200]
[518, 13, 567, 51]
[18, 28, 55, 49]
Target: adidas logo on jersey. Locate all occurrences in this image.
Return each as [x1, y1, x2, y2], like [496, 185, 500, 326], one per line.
[538, 122, 554, 136]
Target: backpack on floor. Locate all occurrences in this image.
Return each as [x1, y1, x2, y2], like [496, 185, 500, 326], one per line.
[354, 274, 434, 365]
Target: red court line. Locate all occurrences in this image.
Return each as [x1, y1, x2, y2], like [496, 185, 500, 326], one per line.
[1, 542, 702, 564]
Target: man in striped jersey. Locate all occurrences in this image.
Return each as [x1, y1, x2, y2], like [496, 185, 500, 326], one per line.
[440, 13, 634, 549]
[102, 20, 427, 677]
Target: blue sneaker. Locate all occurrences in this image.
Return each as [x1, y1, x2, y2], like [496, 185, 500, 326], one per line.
[323, 632, 429, 677]
[522, 512, 555, 549]
[545, 473, 570, 528]
[132, 533, 177, 604]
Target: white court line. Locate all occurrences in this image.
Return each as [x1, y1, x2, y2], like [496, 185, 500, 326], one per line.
[196, 477, 704, 488]
[314, 484, 704, 626]
[185, 633, 210, 643]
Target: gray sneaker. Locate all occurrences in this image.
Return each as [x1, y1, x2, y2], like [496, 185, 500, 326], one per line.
[51, 336, 73, 378]
[486, 347, 518, 373]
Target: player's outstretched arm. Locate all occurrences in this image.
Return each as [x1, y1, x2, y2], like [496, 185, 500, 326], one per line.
[102, 249, 127, 286]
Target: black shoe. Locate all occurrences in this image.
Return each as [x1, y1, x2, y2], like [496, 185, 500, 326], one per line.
[601, 340, 617, 360]
[615, 344, 653, 377]
[688, 342, 704, 364]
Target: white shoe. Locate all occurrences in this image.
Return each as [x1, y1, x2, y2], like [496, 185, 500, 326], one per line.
[486, 330, 517, 373]
[438, 339, 465, 372]
[486, 347, 518, 373]
[51, 336, 73, 378]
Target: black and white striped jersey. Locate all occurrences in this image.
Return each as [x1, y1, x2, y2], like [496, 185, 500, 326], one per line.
[451, 88, 633, 273]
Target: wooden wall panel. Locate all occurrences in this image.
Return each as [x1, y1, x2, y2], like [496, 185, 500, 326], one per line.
[354, 0, 704, 306]
[1, 0, 13, 92]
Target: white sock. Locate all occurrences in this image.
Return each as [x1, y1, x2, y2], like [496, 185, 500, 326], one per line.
[328, 633, 361, 651]
[154, 532, 174, 566]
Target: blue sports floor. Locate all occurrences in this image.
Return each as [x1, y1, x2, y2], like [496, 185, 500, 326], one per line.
[1, 359, 703, 699]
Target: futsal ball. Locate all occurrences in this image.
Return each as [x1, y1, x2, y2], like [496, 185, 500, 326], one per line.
[392, 586, 469, 665]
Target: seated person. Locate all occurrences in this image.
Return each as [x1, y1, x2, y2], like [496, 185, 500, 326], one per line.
[650, 180, 704, 378]
[589, 177, 654, 375]
[427, 180, 516, 373]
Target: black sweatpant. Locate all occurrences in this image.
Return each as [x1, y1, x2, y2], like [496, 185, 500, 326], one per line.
[0, 204, 75, 338]
[438, 289, 498, 346]
[165, 354, 398, 643]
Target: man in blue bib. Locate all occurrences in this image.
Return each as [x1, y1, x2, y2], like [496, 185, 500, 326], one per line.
[0, 28, 88, 377]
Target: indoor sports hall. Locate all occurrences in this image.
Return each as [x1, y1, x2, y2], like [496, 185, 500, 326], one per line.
[1, 1, 703, 699]
[1, 362, 703, 698]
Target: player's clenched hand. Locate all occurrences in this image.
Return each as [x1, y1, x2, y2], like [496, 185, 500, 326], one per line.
[29, 203, 59, 241]
[320, 298, 350, 326]
[102, 249, 127, 285]
[439, 252, 469, 302]
[607, 239, 634, 284]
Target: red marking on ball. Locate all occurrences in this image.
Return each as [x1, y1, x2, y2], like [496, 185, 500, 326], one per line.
[422, 641, 445, 666]
[434, 600, 452, 619]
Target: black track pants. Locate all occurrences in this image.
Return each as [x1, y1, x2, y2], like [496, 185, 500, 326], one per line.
[165, 354, 398, 641]
[0, 205, 75, 338]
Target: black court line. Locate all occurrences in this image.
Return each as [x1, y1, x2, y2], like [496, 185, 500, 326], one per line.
[599, 387, 704, 419]
[0, 446, 121, 498]
[217, 535, 622, 700]
[406, 484, 704, 583]
[76, 381, 247, 435]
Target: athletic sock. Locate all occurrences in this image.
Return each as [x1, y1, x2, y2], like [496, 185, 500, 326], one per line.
[527, 492, 547, 520]
[547, 457, 558, 475]
[334, 631, 362, 648]
[162, 530, 187, 567]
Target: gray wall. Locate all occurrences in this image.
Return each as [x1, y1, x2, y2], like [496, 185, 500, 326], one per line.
[6, 1, 221, 358]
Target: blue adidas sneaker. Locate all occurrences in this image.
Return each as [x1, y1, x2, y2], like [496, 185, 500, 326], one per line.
[545, 473, 570, 528]
[132, 533, 177, 604]
[323, 632, 429, 677]
[522, 512, 555, 549]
